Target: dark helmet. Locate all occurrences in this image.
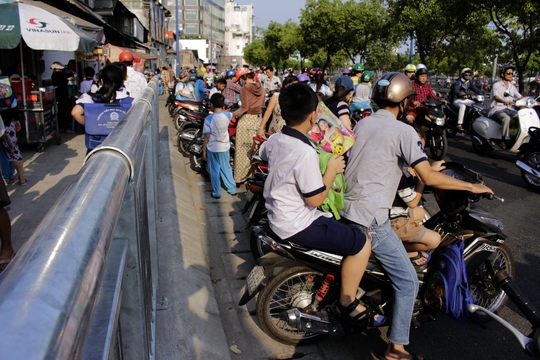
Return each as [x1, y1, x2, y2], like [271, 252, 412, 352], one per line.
[188, 75, 196, 82]
[500, 64, 515, 77]
[302, 67, 309, 73]
[335, 75, 354, 92]
[226, 69, 236, 78]
[372, 72, 416, 104]
[415, 67, 428, 77]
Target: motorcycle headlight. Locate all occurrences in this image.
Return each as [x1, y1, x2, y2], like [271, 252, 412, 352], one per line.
[434, 117, 446, 126]
[527, 98, 536, 107]
[475, 95, 485, 102]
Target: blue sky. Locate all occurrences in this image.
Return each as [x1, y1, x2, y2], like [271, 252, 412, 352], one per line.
[249, 0, 305, 29]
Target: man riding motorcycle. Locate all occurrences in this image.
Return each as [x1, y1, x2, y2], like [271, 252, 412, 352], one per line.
[449, 68, 483, 132]
[488, 64, 523, 149]
[406, 67, 445, 123]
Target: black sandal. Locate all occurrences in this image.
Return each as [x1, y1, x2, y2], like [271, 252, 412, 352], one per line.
[334, 298, 386, 327]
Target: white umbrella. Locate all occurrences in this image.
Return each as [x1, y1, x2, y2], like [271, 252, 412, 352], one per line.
[0, 1, 97, 105]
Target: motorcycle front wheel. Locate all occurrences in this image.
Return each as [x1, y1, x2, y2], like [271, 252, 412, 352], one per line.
[428, 132, 448, 160]
[469, 243, 515, 320]
[520, 151, 540, 188]
[189, 153, 209, 178]
[256, 266, 331, 345]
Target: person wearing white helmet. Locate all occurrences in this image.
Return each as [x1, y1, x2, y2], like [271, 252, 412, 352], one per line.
[449, 68, 483, 132]
[119, 51, 147, 99]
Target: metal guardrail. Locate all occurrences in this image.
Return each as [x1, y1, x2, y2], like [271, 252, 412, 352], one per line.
[0, 78, 160, 360]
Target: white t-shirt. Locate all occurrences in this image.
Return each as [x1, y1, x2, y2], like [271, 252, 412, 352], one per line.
[125, 66, 148, 99]
[260, 127, 331, 239]
[203, 112, 232, 153]
[352, 83, 371, 103]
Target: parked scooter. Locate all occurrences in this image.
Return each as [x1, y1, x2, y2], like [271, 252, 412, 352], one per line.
[176, 111, 208, 156]
[414, 98, 448, 160]
[516, 127, 540, 189]
[239, 163, 513, 345]
[471, 96, 540, 154]
[445, 93, 489, 137]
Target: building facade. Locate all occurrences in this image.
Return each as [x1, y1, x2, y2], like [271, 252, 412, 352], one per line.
[224, 0, 253, 69]
[164, 0, 225, 66]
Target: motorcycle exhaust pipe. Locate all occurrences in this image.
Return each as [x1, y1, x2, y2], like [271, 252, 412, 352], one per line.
[283, 308, 344, 336]
[516, 160, 540, 178]
[190, 144, 202, 154]
[180, 132, 196, 141]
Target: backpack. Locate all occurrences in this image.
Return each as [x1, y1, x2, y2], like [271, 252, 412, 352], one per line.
[84, 97, 134, 149]
[423, 240, 476, 321]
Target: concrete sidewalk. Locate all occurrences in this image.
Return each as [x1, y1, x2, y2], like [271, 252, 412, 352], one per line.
[7, 96, 231, 359]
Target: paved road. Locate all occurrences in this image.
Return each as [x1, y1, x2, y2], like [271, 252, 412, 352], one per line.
[184, 129, 539, 359]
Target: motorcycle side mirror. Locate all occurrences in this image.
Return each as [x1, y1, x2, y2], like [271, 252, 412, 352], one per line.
[503, 90, 511, 97]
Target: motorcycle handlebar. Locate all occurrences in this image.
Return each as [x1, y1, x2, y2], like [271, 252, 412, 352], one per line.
[484, 193, 504, 202]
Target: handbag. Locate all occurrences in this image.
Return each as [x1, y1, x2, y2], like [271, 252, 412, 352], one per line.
[0, 174, 11, 208]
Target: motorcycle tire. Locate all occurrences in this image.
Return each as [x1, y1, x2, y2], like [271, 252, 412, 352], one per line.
[428, 133, 448, 160]
[174, 113, 187, 130]
[256, 266, 330, 345]
[520, 151, 540, 188]
[189, 153, 209, 179]
[177, 127, 198, 157]
[168, 103, 176, 117]
[469, 242, 515, 321]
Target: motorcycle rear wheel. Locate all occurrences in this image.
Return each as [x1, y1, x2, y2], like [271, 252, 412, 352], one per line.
[520, 152, 540, 188]
[428, 133, 448, 160]
[469, 242, 514, 320]
[177, 127, 198, 157]
[256, 266, 330, 345]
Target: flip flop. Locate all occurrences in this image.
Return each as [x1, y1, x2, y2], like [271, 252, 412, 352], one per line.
[409, 251, 431, 267]
[19, 179, 28, 186]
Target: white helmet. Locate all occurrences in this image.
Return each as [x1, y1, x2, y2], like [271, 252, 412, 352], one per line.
[416, 64, 427, 71]
[461, 67, 472, 75]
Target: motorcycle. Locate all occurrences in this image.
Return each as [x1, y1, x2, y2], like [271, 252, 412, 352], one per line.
[471, 96, 540, 154]
[350, 107, 372, 128]
[171, 99, 210, 129]
[516, 127, 540, 188]
[445, 93, 489, 137]
[188, 115, 238, 176]
[239, 162, 514, 345]
[176, 110, 208, 156]
[469, 270, 540, 358]
[414, 98, 448, 160]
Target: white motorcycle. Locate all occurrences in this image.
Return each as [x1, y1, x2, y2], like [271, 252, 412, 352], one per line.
[471, 96, 540, 154]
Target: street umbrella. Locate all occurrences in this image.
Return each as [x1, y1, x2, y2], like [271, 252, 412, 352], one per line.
[0, 1, 97, 104]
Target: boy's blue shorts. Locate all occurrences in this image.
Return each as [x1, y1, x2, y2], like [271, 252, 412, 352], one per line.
[285, 216, 366, 256]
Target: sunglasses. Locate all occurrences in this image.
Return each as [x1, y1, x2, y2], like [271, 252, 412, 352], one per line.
[505, 72, 514, 75]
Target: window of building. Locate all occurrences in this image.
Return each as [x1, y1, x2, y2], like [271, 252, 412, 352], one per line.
[234, 6, 240, 11]
[184, 23, 199, 34]
[185, 0, 198, 5]
[236, 45, 240, 49]
[184, 9, 198, 20]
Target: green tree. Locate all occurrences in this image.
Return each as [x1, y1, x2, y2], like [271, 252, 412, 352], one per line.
[476, 0, 540, 92]
[243, 38, 270, 67]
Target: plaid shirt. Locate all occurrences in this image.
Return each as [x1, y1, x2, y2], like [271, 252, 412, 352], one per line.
[223, 80, 242, 108]
[412, 81, 438, 107]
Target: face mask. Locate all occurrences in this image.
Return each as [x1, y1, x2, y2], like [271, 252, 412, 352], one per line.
[463, 74, 472, 81]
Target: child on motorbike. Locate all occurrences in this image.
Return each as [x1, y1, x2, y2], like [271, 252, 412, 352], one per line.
[259, 82, 385, 328]
[391, 125, 444, 267]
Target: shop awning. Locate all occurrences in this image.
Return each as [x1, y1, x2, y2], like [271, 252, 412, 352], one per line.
[106, 44, 157, 70]
[30, 1, 104, 43]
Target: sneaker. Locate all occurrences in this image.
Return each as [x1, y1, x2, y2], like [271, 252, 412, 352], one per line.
[211, 193, 221, 199]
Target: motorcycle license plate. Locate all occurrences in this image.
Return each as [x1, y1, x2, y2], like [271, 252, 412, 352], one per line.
[245, 188, 254, 202]
[246, 265, 265, 297]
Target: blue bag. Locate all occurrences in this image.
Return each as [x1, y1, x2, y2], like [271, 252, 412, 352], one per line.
[84, 98, 133, 149]
[423, 240, 476, 321]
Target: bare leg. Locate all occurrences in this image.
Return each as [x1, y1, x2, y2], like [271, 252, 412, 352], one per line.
[340, 241, 372, 316]
[12, 160, 25, 183]
[0, 208, 14, 270]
